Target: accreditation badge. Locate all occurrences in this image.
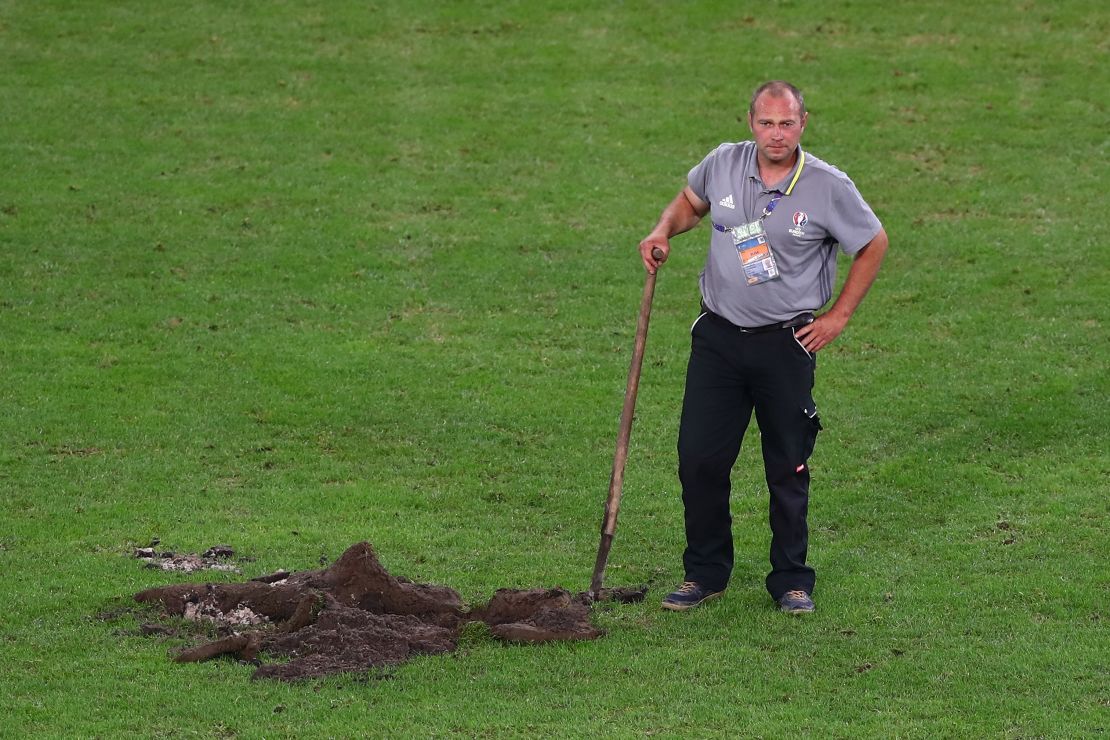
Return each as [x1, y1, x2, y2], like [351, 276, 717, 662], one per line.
[730, 220, 781, 285]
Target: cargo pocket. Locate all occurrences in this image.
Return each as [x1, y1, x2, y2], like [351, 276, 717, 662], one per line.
[801, 403, 822, 461]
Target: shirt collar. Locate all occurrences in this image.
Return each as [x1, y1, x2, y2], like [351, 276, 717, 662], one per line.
[747, 145, 805, 193]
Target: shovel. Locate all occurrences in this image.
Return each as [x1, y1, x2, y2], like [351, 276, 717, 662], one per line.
[588, 248, 664, 601]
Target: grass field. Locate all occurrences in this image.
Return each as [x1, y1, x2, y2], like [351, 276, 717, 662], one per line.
[2, 1, 1107, 736]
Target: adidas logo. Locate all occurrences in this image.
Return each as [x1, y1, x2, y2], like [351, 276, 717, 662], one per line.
[718, 194, 735, 209]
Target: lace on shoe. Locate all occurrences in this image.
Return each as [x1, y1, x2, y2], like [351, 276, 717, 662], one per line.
[784, 590, 809, 599]
[677, 581, 700, 594]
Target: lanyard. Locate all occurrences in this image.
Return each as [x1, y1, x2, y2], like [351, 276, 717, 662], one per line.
[759, 149, 806, 220]
[712, 149, 806, 234]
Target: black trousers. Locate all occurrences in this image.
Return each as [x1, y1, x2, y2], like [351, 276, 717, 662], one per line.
[677, 310, 822, 599]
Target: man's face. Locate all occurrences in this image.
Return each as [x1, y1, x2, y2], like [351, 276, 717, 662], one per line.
[748, 93, 807, 166]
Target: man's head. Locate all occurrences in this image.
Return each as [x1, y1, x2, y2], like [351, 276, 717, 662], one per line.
[748, 81, 806, 120]
[747, 81, 808, 168]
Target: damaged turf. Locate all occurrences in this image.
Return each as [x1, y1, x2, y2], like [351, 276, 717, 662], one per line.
[133, 542, 635, 681]
[134, 542, 242, 574]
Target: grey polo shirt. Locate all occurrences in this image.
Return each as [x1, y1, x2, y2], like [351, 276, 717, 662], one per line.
[688, 141, 882, 327]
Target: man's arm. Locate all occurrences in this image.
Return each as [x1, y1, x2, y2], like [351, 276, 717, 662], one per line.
[639, 186, 709, 274]
[794, 227, 889, 352]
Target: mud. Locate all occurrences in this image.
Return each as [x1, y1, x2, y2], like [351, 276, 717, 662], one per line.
[133, 541, 242, 574]
[133, 541, 636, 681]
[472, 588, 601, 642]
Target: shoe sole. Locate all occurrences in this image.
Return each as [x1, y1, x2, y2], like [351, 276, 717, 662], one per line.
[660, 591, 723, 611]
[780, 605, 815, 614]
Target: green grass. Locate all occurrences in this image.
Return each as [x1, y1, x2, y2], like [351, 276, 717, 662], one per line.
[1, 0, 1107, 736]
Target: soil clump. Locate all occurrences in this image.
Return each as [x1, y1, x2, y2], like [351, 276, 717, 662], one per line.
[133, 541, 636, 681]
[133, 539, 242, 574]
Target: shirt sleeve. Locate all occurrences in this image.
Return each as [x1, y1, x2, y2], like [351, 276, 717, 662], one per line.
[828, 176, 882, 255]
[686, 147, 718, 204]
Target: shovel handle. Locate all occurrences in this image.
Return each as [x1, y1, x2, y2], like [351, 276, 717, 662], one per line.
[589, 247, 665, 597]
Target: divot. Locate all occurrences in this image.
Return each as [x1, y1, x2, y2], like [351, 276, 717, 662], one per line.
[129, 541, 641, 681]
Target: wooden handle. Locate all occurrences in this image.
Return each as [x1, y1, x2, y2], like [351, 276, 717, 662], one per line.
[589, 252, 663, 597]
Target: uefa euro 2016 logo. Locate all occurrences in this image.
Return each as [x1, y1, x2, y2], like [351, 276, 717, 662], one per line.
[789, 211, 808, 237]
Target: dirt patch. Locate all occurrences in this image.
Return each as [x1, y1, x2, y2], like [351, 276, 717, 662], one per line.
[133, 540, 242, 574]
[133, 541, 641, 681]
[472, 588, 601, 643]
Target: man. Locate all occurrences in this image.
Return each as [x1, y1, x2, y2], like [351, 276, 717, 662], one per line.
[639, 81, 888, 614]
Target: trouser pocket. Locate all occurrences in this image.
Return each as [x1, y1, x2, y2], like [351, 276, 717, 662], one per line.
[791, 327, 817, 365]
[801, 402, 822, 461]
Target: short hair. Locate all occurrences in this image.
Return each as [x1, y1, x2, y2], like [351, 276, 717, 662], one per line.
[749, 81, 806, 118]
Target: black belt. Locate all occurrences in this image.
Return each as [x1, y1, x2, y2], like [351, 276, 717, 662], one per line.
[703, 306, 815, 334]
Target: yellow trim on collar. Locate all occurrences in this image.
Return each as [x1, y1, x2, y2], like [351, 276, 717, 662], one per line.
[784, 150, 806, 196]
